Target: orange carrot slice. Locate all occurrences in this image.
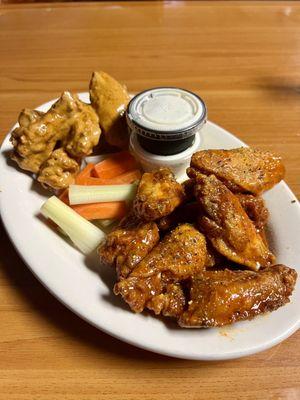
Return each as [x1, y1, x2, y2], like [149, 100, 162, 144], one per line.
[71, 201, 127, 220]
[92, 152, 138, 179]
[79, 169, 142, 186]
[75, 163, 95, 184]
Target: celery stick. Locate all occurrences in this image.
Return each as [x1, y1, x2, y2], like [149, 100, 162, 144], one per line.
[41, 196, 106, 254]
[68, 182, 138, 205]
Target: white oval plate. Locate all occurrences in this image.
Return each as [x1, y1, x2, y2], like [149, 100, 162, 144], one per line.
[0, 93, 299, 360]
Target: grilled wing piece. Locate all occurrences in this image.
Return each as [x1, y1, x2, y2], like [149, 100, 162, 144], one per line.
[179, 265, 297, 327]
[133, 168, 185, 221]
[114, 224, 207, 317]
[190, 147, 285, 195]
[235, 193, 269, 230]
[98, 214, 160, 280]
[194, 174, 275, 270]
[89, 71, 130, 148]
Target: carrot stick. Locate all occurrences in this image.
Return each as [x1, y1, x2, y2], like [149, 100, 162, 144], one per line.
[79, 169, 142, 186]
[71, 201, 127, 220]
[92, 152, 138, 179]
[75, 163, 95, 184]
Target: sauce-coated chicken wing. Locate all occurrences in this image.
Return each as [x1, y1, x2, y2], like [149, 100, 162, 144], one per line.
[133, 168, 185, 221]
[98, 214, 160, 280]
[190, 147, 285, 195]
[114, 224, 207, 316]
[179, 265, 297, 327]
[194, 174, 274, 270]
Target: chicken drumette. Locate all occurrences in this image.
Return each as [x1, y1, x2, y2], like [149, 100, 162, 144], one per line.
[98, 213, 160, 280]
[133, 168, 185, 221]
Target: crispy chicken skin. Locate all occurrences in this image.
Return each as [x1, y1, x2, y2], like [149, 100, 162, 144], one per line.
[235, 193, 269, 230]
[114, 224, 207, 316]
[190, 147, 285, 195]
[89, 71, 130, 148]
[98, 214, 160, 280]
[133, 168, 185, 221]
[10, 92, 101, 189]
[194, 174, 275, 270]
[179, 265, 297, 327]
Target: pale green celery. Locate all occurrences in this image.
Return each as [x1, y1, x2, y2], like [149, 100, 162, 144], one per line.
[41, 196, 106, 255]
[68, 182, 138, 205]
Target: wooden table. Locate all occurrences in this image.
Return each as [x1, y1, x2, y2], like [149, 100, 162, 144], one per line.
[0, 1, 299, 399]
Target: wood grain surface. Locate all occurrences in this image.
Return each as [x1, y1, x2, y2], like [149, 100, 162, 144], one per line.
[0, 2, 299, 399]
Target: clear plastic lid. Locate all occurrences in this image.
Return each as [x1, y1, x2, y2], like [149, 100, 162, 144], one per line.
[126, 87, 207, 141]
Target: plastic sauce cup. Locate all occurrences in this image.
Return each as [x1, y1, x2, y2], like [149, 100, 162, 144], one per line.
[126, 87, 207, 178]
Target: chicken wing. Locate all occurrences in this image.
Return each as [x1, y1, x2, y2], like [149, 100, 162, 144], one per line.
[89, 71, 130, 148]
[194, 174, 275, 270]
[10, 92, 101, 189]
[190, 147, 285, 195]
[114, 224, 207, 316]
[179, 265, 297, 327]
[98, 214, 160, 280]
[133, 168, 185, 221]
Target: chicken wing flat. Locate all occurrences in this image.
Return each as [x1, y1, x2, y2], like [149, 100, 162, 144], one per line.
[179, 265, 297, 327]
[10, 92, 101, 189]
[98, 214, 160, 280]
[89, 71, 130, 148]
[235, 193, 269, 230]
[194, 174, 275, 270]
[133, 168, 185, 221]
[190, 147, 285, 195]
[114, 224, 207, 316]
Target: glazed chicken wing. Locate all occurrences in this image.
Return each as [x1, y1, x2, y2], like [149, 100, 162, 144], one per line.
[98, 214, 160, 280]
[133, 168, 185, 221]
[194, 174, 274, 270]
[179, 265, 297, 327]
[190, 147, 285, 195]
[89, 71, 130, 148]
[114, 224, 207, 316]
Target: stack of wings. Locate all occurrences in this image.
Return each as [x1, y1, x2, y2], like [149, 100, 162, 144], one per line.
[99, 148, 297, 327]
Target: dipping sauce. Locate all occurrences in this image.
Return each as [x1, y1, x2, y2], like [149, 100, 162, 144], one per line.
[126, 87, 207, 156]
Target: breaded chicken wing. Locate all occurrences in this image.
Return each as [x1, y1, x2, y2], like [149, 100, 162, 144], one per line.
[98, 214, 160, 280]
[179, 265, 297, 327]
[194, 174, 274, 270]
[190, 147, 285, 195]
[133, 168, 185, 221]
[89, 71, 130, 148]
[114, 224, 207, 316]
